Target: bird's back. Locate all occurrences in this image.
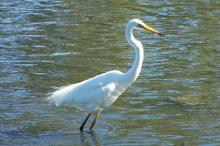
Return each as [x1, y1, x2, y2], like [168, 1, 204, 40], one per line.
[48, 70, 127, 112]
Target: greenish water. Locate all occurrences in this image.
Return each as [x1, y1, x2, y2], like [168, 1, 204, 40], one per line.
[0, 0, 220, 145]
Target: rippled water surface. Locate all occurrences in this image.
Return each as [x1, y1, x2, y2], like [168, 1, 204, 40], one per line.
[1, 0, 220, 145]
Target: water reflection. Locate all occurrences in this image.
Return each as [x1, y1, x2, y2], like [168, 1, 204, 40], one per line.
[80, 131, 101, 146]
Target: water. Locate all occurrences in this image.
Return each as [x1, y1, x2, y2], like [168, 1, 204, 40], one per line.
[0, 0, 220, 145]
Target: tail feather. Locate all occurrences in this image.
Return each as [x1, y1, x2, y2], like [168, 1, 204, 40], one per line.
[48, 85, 75, 106]
[48, 92, 64, 106]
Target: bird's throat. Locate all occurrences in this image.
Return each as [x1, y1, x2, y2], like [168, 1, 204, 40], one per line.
[125, 28, 144, 83]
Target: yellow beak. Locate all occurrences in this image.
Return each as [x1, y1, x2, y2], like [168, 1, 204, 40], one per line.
[142, 24, 164, 36]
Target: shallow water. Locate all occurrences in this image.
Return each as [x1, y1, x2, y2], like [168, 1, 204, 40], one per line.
[0, 0, 220, 145]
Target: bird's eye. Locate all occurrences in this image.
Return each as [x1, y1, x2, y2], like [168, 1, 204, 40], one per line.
[137, 24, 143, 28]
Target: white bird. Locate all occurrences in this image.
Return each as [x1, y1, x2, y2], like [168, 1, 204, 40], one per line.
[48, 19, 164, 131]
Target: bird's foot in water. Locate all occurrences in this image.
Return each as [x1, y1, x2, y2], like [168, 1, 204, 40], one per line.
[80, 128, 95, 134]
[80, 126, 84, 132]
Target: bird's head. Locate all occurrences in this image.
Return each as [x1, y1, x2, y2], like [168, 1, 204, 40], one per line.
[128, 19, 164, 36]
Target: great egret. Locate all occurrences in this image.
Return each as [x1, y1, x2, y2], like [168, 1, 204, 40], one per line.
[48, 19, 163, 131]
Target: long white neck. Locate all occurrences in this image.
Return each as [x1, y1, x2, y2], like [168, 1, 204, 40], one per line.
[125, 25, 144, 83]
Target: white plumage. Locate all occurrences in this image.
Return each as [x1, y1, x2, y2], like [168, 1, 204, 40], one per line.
[48, 19, 163, 131]
[49, 70, 127, 111]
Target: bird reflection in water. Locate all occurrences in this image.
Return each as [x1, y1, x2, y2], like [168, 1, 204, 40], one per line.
[80, 130, 101, 146]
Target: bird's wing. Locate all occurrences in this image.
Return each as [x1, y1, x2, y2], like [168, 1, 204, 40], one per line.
[70, 81, 118, 111]
[49, 70, 125, 111]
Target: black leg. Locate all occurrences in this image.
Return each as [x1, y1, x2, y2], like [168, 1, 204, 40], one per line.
[80, 113, 91, 131]
[89, 111, 101, 130]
